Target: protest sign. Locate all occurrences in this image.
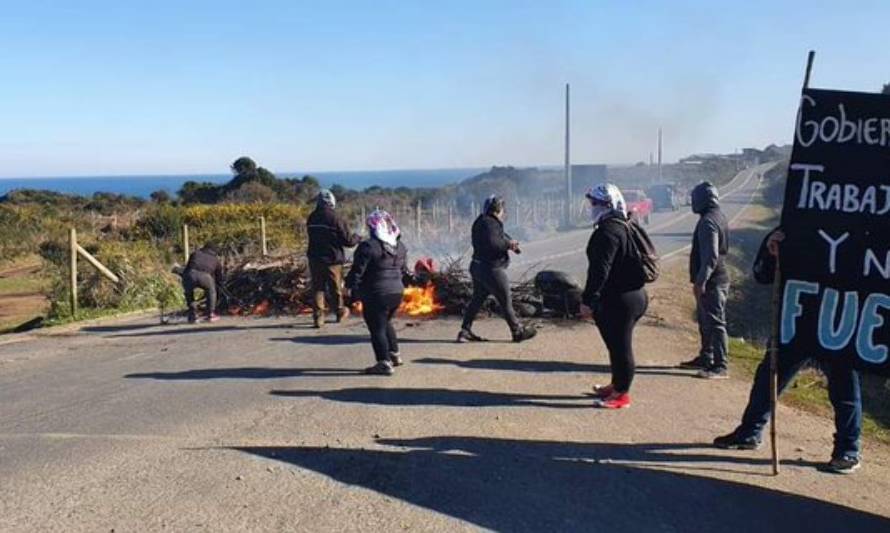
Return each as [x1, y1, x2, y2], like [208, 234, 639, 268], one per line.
[780, 87, 890, 376]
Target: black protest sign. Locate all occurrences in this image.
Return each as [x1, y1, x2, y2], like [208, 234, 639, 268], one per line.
[780, 88, 890, 375]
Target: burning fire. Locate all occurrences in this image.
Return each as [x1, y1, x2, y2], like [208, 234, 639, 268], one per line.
[400, 283, 444, 316]
[350, 283, 443, 317]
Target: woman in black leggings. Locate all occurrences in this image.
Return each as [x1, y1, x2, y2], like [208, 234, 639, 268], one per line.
[346, 209, 409, 375]
[581, 184, 649, 409]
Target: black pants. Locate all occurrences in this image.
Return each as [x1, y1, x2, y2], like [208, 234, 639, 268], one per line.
[594, 288, 648, 393]
[362, 292, 402, 362]
[183, 269, 216, 319]
[461, 261, 520, 334]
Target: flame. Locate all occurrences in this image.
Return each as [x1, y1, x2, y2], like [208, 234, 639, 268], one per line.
[349, 283, 442, 317]
[400, 283, 443, 316]
[252, 299, 271, 316]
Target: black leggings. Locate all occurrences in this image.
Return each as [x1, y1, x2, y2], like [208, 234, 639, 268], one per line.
[594, 288, 648, 393]
[461, 261, 520, 333]
[362, 292, 402, 362]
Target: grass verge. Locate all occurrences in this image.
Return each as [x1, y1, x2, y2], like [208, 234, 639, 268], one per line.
[730, 338, 890, 446]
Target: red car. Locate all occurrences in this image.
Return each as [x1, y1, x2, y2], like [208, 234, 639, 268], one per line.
[623, 189, 653, 225]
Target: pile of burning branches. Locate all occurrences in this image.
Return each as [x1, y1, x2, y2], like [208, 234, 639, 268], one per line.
[213, 254, 575, 319]
[427, 258, 544, 318]
[220, 255, 313, 316]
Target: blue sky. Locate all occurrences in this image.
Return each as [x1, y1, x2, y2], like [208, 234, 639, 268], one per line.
[2, 0, 889, 177]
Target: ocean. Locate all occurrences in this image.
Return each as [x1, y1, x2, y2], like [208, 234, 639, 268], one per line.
[0, 168, 486, 199]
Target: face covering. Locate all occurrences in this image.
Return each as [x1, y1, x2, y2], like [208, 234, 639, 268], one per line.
[590, 205, 612, 224]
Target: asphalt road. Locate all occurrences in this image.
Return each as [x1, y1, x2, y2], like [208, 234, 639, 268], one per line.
[511, 163, 773, 281]
[1, 305, 888, 531]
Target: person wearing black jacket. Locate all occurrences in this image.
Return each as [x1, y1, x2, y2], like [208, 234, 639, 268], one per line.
[182, 244, 224, 323]
[713, 228, 864, 474]
[458, 195, 536, 343]
[346, 209, 410, 376]
[681, 181, 731, 379]
[306, 189, 361, 328]
[581, 184, 648, 409]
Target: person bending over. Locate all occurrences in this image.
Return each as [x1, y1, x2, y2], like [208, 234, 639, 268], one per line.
[346, 209, 409, 376]
[182, 243, 223, 323]
[581, 184, 649, 410]
[457, 195, 536, 343]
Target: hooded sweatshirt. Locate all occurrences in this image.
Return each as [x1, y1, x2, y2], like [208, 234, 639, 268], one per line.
[689, 184, 729, 287]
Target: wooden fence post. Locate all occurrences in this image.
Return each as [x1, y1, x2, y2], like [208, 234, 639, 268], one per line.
[415, 199, 422, 239]
[69, 227, 78, 317]
[260, 216, 268, 256]
[182, 224, 190, 263]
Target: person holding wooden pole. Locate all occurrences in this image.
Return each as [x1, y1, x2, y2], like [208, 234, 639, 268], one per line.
[712, 228, 863, 474]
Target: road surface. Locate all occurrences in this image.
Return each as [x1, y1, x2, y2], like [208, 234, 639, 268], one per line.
[512, 163, 772, 280]
[1, 248, 889, 530]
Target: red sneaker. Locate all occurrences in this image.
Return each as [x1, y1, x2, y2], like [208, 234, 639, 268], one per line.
[593, 392, 631, 409]
[591, 384, 614, 399]
[207, 314, 220, 323]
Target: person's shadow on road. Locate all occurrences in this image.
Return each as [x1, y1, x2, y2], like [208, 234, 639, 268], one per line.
[230, 436, 887, 532]
[270, 387, 592, 409]
[413, 357, 687, 377]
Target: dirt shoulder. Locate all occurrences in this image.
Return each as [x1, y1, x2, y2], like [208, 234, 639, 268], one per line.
[0, 260, 48, 333]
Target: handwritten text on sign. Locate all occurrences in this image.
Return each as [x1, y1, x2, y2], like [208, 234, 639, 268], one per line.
[780, 88, 890, 375]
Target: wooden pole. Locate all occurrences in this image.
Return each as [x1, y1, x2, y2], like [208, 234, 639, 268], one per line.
[768, 50, 816, 477]
[415, 199, 422, 239]
[769, 254, 782, 476]
[69, 227, 78, 317]
[803, 50, 816, 90]
[260, 216, 268, 256]
[448, 203, 454, 233]
[182, 224, 190, 263]
[76, 245, 120, 283]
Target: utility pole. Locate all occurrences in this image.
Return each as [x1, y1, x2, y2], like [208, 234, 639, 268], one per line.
[564, 83, 572, 227]
[657, 127, 663, 182]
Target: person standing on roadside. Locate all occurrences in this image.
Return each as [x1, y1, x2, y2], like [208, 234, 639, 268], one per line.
[713, 228, 863, 474]
[306, 189, 361, 328]
[182, 243, 224, 324]
[679, 181, 731, 379]
[458, 195, 536, 343]
[581, 184, 650, 409]
[346, 209, 409, 376]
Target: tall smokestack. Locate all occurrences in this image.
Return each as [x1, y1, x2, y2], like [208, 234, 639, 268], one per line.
[564, 83, 572, 227]
[657, 127, 663, 182]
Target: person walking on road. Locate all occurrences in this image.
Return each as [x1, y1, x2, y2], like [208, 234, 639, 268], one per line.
[306, 189, 361, 329]
[346, 209, 409, 376]
[182, 243, 224, 324]
[581, 184, 650, 409]
[457, 195, 536, 343]
[713, 228, 863, 474]
[679, 181, 731, 379]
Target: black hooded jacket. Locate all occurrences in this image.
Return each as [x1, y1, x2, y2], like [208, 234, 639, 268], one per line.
[346, 237, 408, 298]
[582, 214, 646, 307]
[471, 213, 512, 269]
[185, 247, 223, 283]
[306, 205, 361, 265]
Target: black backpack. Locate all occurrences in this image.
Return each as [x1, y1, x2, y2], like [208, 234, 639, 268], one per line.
[619, 219, 660, 283]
